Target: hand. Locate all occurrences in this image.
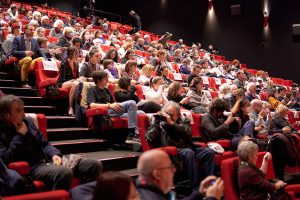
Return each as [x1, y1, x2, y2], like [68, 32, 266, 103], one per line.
[263, 152, 272, 161]
[180, 96, 191, 105]
[161, 112, 173, 125]
[225, 114, 235, 125]
[199, 175, 217, 194]
[274, 180, 287, 190]
[255, 124, 266, 131]
[15, 122, 28, 135]
[52, 155, 62, 166]
[25, 51, 34, 57]
[282, 126, 291, 134]
[110, 103, 123, 112]
[206, 178, 224, 200]
[259, 109, 267, 118]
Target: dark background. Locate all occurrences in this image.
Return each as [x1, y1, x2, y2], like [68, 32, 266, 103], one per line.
[22, 0, 300, 82]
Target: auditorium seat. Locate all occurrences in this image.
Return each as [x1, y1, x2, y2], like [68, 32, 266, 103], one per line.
[47, 36, 59, 44]
[2, 190, 69, 200]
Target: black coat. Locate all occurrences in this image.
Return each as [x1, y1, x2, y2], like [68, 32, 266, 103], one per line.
[0, 118, 61, 170]
[57, 61, 79, 87]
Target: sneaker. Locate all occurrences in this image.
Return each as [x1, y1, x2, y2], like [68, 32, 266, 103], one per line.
[131, 135, 141, 143]
[22, 84, 32, 89]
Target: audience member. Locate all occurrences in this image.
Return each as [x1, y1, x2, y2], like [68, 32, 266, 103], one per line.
[138, 64, 154, 86]
[49, 19, 64, 37]
[237, 140, 286, 200]
[0, 95, 102, 190]
[57, 27, 73, 47]
[87, 70, 142, 142]
[80, 49, 102, 78]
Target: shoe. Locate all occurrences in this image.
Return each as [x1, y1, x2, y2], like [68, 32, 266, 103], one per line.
[22, 84, 32, 89]
[68, 107, 75, 116]
[127, 135, 140, 144]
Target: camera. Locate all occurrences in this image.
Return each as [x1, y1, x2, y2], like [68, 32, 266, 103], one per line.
[153, 114, 167, 122]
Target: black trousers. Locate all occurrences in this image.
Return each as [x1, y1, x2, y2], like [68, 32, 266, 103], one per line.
[31, 158, 102, 190]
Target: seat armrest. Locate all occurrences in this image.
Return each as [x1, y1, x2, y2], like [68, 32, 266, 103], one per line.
[8, 161, 30, 175]
[86, 106, 109, 117]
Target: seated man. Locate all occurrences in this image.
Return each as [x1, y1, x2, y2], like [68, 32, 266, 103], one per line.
[201, 98, 235, 141]
[87, 70, 144, 142]
[186, 64, 201, 86]
[137, 149, 223, 200]
[0, 95, 102, 190]
[245, 83, 259, 102]
[12, 24, 40, 88]
[146, 101, 215, 187]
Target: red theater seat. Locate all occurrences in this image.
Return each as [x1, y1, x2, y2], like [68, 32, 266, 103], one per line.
[2, 190, 69, 200]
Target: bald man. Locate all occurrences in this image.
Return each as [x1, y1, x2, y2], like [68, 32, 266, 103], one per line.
[136, 149, 223, 200]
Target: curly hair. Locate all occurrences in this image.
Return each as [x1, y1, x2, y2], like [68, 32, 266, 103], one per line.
[104, 48, 118, 63]
[167, 82, 181, 100]
[208, 98, 229, 113]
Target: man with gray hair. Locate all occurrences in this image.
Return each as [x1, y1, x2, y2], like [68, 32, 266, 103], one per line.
[0, 95, 102, 190]
[146, 101, 215, 188]
[137, 149, 223, 200]
[245, 82, 259, 102]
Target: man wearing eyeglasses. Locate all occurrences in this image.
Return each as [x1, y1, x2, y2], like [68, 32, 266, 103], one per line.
[137, 149, 223, 200]
[146, 101, 215, 188]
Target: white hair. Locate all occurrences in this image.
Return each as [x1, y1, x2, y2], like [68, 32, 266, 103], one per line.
[53, 19, 64, 28]
[32, 11, 41, 19]
[247, 82, 256, 91]
[237, 140, 258, 162]
[219, 83, 231, 96]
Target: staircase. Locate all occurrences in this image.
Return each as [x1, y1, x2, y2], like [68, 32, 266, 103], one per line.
[0, 72, 139, 176]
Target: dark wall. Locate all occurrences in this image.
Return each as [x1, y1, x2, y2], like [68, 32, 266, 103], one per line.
[21, 0, 300, 82]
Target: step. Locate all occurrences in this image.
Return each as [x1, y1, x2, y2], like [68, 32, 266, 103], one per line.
[119, 168, 138, 178]
[24, 105, 59, 116]
[84, 150, 140, 172]
[51, 139, 109, 154]
[0, 87, 39, 97]
[0, 79, 19, 87]
[47, 127, 94, 141]
[0, 72, 14, 79]
[47, 116, 83, 129]
[20, 96, 50, 106]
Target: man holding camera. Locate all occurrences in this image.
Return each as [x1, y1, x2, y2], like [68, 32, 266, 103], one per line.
[146, 101, 215, 188]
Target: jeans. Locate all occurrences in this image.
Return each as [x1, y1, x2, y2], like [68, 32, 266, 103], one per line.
[178, 147, 215, 187]
[108, 100, 145, 132]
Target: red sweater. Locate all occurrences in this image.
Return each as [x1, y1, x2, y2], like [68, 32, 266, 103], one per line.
[238, 164, 276, 200]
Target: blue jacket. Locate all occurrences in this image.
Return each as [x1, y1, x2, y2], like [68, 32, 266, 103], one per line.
[12, 35, 39, 59]
[0, 117, 61, 170]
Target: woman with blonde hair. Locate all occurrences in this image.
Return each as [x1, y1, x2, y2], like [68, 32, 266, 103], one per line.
[138, 64, 154, 86]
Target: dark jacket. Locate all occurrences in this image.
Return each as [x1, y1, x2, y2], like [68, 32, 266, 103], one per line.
[79, 62, 101, 78]
[69, 181, 96, 200]
[270, 114, 296, 134]
[200, 113, 233, 141]
[36, 48, 52, 61]
[87, 86, 114, 106]
[146, 118, 193, 148]
[12, 35, 39, 59]
[186, 74, 198, 86]
[114, 86, 139, 103]
[57, 61, 79, 88]
[0, 118, 61, 170]
[57, 36, 71, 48]
[238, 162, 275, 200]
[136, 179, 215, 200]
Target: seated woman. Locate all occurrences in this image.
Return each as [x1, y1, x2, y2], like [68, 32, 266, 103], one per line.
[115, 77, 139, 104]
[121, 60, 139, 82]
[93, 171, 139, 200]
[156, 65, 172, 86]
[138, 64, 154, 86]
[103, 59, 119, 82]
[167, 81, 190, 107]
[79, 49, 102, 79]
[185, 77, 211, 112]
[120, 49, 135, 64]
[57, 46, 86, 116]
[237, 139, 286, 200]
[103, 48, 119, 64]
[179, 58, 192, 74]
[268, 87, 281, 110]
[143, 76, 166, 113]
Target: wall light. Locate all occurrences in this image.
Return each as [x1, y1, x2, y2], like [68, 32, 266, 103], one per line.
[264, 11, 268, 27]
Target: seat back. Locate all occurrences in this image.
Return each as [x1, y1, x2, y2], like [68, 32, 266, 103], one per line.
[25, 113, 48, 140]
